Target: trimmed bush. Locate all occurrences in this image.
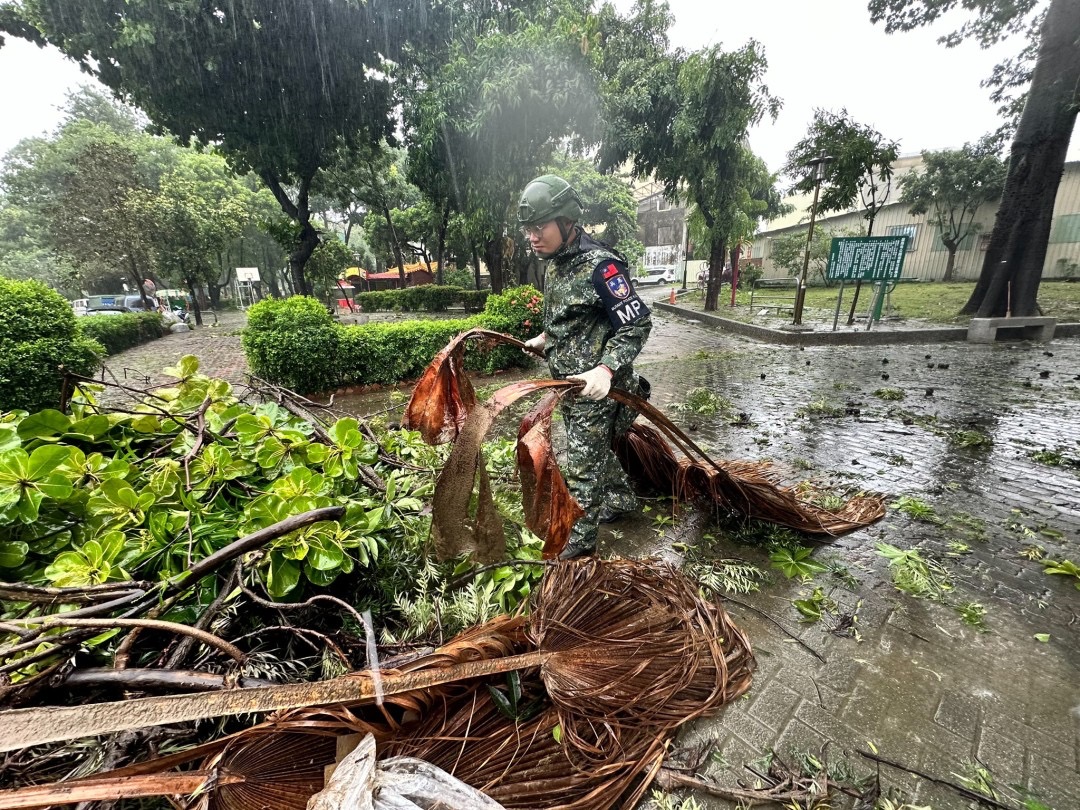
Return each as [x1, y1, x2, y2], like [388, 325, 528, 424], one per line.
[0, 278, 103, 413]
[337, 317, 476, 385]
[354, 285, 489, 313]
[242, 296, 340, 393]
[242, 286, 546, 393]
[78, 312, 165, 355]
[460, 290, 489, 312]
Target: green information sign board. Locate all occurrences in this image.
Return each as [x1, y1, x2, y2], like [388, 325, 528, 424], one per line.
[826, 236, 909, 282]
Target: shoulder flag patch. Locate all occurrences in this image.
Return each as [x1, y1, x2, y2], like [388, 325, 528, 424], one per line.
[592, 259, 650, 329]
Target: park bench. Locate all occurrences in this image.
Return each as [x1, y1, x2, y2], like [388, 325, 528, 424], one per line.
[749, 277, 798, 314]
[968, 316, 1056, 343]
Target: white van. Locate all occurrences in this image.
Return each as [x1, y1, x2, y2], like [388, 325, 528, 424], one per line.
[72, 298, 89, 316]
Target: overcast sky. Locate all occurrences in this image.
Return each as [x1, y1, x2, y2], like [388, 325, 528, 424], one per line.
[1, 0, 1075, 172]
[609, 0, 1076, 173]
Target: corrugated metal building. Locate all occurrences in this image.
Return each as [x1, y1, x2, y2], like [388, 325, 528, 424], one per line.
[751, 159, 1080, 281]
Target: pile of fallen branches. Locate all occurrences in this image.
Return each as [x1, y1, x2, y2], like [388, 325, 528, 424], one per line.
[0, 330, 884, 804]
[0, 359, 483, 792]
[0, 558, 755, 810]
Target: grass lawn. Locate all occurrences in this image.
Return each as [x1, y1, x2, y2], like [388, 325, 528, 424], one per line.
[672, 281, 1080, 325]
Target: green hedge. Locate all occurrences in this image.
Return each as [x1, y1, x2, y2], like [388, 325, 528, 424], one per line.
[0, 278, 103, 413]
[78, 312, 165, 355]
[242, 295, 341, 393]
[354, 285, 490, 313]
[242, 286, 544, 393]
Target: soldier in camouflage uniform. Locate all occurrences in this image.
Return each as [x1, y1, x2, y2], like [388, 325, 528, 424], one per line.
[518, 175, 652, 559]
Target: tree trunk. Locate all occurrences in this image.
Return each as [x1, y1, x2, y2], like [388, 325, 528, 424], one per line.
[962, 0, 1080, 317]
[484, 237, 504, 295]
[436, 200, 450, 286]
[471, 244, 482, 289]
[260, 170, 316, 297]
[943, 244, 958, 282]
[264, 245, 282, 298]
[382, 204, 407, 287]
[290, 222, 319, 297]
[704, 238, 726, 312]
[186, 277, 203, 327]
[845, 213, 877, 324]
[728, 244, 740, 302]
[126, 256, 150, 311]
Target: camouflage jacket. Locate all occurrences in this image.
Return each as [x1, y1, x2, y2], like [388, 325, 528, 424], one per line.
[541, 230, 652, 381]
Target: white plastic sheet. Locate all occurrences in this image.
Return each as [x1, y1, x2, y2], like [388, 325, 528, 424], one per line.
[307, 734, 506, 810]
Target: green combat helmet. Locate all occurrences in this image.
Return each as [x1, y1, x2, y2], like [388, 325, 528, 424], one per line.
[517, 175, 584, 226]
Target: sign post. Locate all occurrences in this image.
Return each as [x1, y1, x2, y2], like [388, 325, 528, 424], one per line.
[825, 236, 909, 331]
[235, 267, 260, 311]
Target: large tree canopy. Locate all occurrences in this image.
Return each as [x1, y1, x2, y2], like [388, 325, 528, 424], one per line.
[899, 138, 1007, 281]
[603, 37, 781, 311]
[781, 109, 898, 237]
[0, 0, 426, 296]
[869, 0, 1079, 316]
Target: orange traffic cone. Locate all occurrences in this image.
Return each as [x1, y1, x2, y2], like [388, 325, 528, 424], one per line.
[669, 288, 676, 304]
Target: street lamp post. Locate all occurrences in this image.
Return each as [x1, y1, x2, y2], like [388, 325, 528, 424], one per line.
[792, 154, 832, 327]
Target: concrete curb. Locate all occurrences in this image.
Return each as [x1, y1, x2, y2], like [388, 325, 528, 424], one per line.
[654, 301, 1080, 346]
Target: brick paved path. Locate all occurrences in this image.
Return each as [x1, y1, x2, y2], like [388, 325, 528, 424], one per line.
[100, 308, 1080, 808]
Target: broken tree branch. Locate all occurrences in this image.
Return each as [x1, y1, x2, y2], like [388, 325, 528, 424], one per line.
[655, 768, 801, 805]
[856, 750, 1018, 810]
[3, 618, 246, 665]
[64, 668, 274, 693]
[164, 506, 346, 593]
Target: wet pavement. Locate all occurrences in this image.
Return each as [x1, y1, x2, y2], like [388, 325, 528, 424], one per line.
[97, 305, 1080, 808]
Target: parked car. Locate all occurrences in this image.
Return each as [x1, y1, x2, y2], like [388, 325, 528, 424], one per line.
[635, 266, 678, 285]
[84, 294, 161, 316]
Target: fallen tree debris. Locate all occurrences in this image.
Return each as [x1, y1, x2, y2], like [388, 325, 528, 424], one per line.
[0, 559, 754, 810]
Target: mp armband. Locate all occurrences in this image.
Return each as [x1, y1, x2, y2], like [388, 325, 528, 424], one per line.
[592, 261, 650, 328]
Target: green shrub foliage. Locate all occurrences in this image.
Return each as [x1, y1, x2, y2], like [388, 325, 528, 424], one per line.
[242, 296, 341, 393]
[0, 279, 102, 413]
[0, 358, 544, 681]
[354, 285, 489, 313]
[78, 312, 165, 355]
[242, 287, 544, 392]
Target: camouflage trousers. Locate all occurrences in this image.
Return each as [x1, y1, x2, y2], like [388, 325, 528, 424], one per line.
[559, 376, 645, 551]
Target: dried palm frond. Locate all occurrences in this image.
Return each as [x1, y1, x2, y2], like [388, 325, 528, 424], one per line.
[615, 423, 886, 535]
[381, 685, 667, 810]
[403, 328, 529, 445]
[407, 330, 883, 560]
[528, 558, 754, 758]
[430, 379, 555, 562]
[432, 374, 884, 562]
[0, 564, 753, 810]
[205, 731, 337, 810]
[517, 392, 583, 559]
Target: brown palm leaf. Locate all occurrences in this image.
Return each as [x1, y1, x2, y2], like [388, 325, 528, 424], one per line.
[516, 392, 583, 559]
[412, 330, 882, 559]
[0, 563, 754, 810]
[433, 375, 884, 562]
[615, 423, 886, 535]
[528, 558, 754, 760]
[381, 686, 667, 810]
[430, 379, 572, 562]
[403, 328, 529, 444]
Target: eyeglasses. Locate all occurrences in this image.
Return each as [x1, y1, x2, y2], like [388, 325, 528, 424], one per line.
[520, 222, 549, 238]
